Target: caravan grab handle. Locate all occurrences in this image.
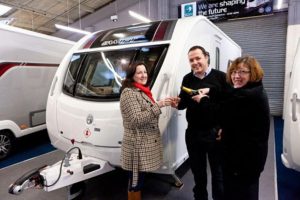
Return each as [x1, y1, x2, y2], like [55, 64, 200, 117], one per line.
[291, 93, 300, 122]
[156, 73, 170, 101]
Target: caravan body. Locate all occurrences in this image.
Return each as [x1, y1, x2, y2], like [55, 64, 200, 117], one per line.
[281, 37, 300, 172]
[0, 24, 74, 159]
[44, 16, 240, 191]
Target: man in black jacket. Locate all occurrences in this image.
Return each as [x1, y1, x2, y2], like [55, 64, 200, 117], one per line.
[172, 46, 226, 200]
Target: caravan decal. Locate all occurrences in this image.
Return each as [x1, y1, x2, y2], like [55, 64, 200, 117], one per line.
[0, 62, 58, 77]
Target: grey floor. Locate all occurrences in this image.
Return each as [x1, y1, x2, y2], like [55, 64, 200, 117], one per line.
[0, 119, 276, 200]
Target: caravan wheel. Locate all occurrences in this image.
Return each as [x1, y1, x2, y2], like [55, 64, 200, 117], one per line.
[0, 131, 14, 160]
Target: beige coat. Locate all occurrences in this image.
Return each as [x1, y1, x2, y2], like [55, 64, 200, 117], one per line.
[120, 87, 163, 187]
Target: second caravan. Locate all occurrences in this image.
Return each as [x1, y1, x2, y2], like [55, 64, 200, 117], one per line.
[0, 24, 74, 160]
[9, 16, 241, 194]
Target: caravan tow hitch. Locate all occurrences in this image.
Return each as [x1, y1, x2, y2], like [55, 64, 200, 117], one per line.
[8, 165, 46, 195]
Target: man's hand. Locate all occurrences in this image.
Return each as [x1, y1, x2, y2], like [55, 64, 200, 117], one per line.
[170, 97, 181, 108]
[191, 92, 208, 103]
[198, 88, 210, 95]
[216, 129, 222, 141]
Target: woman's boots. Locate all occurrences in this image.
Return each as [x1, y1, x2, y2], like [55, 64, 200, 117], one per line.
[128, 191, 141, 200]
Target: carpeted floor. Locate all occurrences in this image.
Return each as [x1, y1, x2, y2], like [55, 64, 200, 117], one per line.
[274, 116, 300, 200]
[0, 130, 55, 169]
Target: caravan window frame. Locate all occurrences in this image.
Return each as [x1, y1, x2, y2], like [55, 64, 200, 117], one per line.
[62, 45, 169, 101]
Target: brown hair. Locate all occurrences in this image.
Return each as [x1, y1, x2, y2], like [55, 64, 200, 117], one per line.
[226, 55, 264, 85]
[120, 62, 147, 92]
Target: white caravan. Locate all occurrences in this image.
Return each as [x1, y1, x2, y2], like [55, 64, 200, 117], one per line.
[281, 38, 300, 172]
[9, 16, 241, 195]
[0, 24, 74, 160]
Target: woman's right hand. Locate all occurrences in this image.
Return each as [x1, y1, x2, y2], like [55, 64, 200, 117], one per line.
[157, 97, 172, 108]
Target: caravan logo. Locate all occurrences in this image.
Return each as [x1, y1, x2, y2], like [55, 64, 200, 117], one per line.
[86, 114, 93, 124]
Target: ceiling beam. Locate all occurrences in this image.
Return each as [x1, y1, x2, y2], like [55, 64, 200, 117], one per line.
[34, 0, 91, 32]
[55, 0, 95, 13]
[13, 21, 56, 33]
[0, 1, 74, 24]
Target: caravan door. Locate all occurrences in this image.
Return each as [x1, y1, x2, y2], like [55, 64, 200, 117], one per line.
[282, 40, 300, 171]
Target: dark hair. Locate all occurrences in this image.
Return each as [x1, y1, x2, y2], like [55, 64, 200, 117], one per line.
[120, 62, 147, 92]
[188, 45, 210, 65]
[226, 55, 264, 85]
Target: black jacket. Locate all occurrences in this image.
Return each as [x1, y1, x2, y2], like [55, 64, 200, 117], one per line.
[221, 81, 270, 183]
[178, 69, 228, 131]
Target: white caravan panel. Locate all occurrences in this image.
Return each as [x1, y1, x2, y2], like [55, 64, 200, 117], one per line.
[282, 39, 300, 171]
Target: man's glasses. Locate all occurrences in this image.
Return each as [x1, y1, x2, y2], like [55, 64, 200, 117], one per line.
[231, 70, 250, 76]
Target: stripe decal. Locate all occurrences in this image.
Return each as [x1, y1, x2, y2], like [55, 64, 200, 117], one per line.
[0, 62, 59, 77]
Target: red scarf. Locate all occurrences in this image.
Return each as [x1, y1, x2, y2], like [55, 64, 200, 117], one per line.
[133, 82, 155, 103]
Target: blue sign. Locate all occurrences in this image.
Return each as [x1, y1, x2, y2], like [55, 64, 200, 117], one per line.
[184, 4, 194, 17]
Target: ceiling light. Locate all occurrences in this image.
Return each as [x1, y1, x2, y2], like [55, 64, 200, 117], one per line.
[0, 17, 14, 25]
[128, 10, 151, 23]
[0, 4, 11, 16]
[55, 24, 91, 35]
[277, 0, 282, 9]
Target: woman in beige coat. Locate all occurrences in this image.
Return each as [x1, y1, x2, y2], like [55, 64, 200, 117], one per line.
[120, 63, 172, 200]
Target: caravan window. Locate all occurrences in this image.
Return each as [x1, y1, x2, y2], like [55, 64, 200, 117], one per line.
[63, 54, 85, 95]
[62, 45, 168, 101]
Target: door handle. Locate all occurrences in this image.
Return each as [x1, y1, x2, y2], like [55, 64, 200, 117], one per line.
[291, 93, 300, 121]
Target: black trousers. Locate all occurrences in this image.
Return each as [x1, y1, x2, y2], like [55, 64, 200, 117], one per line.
[186, 129, 224, 200]
[223, 172, 259, 200]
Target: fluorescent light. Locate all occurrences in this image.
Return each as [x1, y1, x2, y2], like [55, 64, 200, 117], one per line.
[128, 10, 151, 23]
[277, 0, 282, 9]
[0, 4, 11, 16]
[0, 17, 14, 25]
[55, 24, 91, 35]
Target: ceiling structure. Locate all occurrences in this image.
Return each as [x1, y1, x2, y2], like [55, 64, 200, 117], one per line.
[0, 0, 115, 35]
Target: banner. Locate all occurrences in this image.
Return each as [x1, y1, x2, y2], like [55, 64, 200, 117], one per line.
[180, 0, 273, 21]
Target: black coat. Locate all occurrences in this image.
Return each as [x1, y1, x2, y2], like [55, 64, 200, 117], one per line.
[178, 69, 227, 131]
[221, 81, 270, 183]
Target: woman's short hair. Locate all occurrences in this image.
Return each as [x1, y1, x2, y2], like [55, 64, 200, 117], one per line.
[226, 55, 264, 85]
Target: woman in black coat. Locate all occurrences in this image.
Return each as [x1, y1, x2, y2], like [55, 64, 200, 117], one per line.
[221, 56, 270, 200]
